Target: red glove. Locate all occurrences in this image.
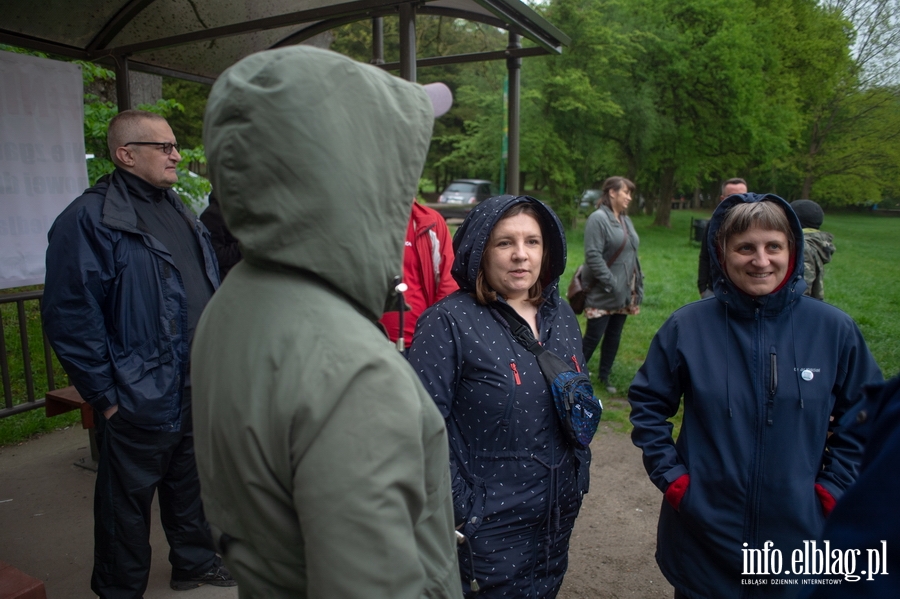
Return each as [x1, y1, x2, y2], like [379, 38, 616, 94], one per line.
[665, 474, 690, 511]
[814, 483, 836, 517]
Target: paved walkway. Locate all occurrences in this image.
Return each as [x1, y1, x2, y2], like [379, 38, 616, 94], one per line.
[0, 425, 238, 599]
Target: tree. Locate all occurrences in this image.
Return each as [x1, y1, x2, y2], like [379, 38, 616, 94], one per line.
[779, 0, 900, 204]
[163, 78, 210, 150]
[330, 16, 510, 193]
[602, 0, 802, 226]
[520, 0, 636, 220]
[533, 0, 884, 221]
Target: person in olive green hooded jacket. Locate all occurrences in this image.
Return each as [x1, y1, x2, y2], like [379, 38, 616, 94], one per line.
[191, 46, 462, 599]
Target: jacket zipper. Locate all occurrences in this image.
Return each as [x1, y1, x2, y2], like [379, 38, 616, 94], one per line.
[510, 361, 521, 385]
[768, 346, 777, 426]
[747, 306, 765, 559]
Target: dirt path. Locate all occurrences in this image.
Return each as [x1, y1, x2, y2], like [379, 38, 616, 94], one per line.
[559, 422, 674, 598]
[0, 419, 669, 598]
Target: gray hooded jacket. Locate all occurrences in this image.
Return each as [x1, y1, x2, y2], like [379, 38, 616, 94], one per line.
[582, 204, 642, 311]
[192, 46, 461, 599]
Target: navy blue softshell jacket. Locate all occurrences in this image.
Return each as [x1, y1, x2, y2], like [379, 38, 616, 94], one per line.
[409, 195, 590, 598]
[42, 170, 220, 430]
[628, 193, 883, 598]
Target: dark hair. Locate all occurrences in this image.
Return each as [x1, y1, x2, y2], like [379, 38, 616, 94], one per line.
[716, 200, 795, 259]
[599, 177, 636, 209]
[475, 203, 548, 307]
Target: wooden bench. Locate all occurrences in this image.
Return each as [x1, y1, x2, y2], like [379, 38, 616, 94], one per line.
[45, 385, 94, 429]
[45, 386, 99, 466]
[0, 561, 47, 599]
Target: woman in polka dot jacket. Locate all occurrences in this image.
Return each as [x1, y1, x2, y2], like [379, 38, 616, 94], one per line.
[409, 195, 590, 598]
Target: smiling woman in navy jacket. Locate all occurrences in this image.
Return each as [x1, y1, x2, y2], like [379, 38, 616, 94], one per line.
[409, 195, 589, 598]
[629, 194, 882, 599]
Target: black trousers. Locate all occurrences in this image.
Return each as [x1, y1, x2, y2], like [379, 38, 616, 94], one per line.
[581, 313, 627, 382]
[91, 390, 216, 599]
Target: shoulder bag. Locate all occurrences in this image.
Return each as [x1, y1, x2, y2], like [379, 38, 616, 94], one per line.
[493, 303, 602, 449]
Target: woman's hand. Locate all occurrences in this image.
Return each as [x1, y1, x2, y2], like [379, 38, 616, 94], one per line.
[665, 473, 691, 511]
[814, 483, 836, 517]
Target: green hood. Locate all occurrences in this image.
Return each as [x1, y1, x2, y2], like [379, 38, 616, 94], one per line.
[204, 46, 434, 319]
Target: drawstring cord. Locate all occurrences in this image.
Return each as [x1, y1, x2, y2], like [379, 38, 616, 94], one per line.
[789, 299, 804, 409]
[724, 302, 733, 418]
[532, 450, 567, 575]
[455, 531, 480, 594]
[394, 277, 408, 352]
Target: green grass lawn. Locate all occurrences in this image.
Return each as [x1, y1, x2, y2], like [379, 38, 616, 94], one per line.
[0, 291, 76, 446]
[566, 209, 900, 433]
[1, 210, 896, 445]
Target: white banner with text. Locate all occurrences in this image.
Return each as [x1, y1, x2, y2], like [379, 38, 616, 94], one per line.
[0, 51, 87, 290]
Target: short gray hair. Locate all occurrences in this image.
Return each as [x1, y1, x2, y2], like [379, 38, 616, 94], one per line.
[107, 110, 168, 165]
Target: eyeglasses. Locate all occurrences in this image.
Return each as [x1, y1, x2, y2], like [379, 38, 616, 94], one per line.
[124, 141, 180, 155]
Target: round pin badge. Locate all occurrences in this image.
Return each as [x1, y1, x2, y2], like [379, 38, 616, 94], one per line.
[801, 369, 814, 381]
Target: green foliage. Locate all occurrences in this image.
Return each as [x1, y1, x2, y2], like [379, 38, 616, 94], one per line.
[331, 16, 510, 191]
[804, 86, 900, 204]
[432, 84, 504, 183]
[174, 146, 212, 214]
[520, 0, 637, 201]
[530, 0, 900, 219]
[162, 78, 210, 149]
[76, 61, 117, 177]
[0, 290, 76, 446]
[0, 409, 81, 446]
[83, 89, 118, 183]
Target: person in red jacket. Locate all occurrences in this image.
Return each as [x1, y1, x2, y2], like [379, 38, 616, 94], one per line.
[380, 201, 458, 352]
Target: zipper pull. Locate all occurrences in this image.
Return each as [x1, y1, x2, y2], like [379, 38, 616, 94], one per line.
[570, 355, 581, 373]
[769, 347, 778, 396]
[510, 361, 521, 385]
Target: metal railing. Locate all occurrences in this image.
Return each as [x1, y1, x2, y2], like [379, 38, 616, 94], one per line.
[0, 289, 63, 419]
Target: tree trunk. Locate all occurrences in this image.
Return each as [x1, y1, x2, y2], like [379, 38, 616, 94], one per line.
[800, 174, 814, 199]
[653, 165, 676, 227]
[128, 72, 162, 108]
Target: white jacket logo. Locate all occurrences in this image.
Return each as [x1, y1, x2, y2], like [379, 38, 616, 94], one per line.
[795, 367, 820, 382]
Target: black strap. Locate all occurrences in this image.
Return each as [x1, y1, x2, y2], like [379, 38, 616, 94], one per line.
[494, 302, 543, 352]
[605, 212, 629, 267]
[493, 302, 574, 385]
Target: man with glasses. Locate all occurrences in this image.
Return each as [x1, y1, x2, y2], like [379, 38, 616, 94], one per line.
[42, 110, 235, 597]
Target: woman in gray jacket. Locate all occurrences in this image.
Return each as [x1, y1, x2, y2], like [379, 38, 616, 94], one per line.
[581, 176, 643, 393]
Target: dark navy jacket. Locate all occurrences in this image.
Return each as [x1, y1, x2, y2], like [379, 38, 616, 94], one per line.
[803, 375, 900, 597]
[409, 195, 589, 598]
[629, 193, 882, 598]
[42, 170, 220, 431]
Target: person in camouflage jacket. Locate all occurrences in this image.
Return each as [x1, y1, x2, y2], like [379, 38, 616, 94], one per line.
[791, 199, 835, 300]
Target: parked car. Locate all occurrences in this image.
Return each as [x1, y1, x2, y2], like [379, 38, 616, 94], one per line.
[579, 189, 601, 211]
[438, 179, 497, 205]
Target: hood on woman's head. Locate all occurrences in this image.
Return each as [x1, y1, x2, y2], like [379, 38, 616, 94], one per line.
[707, 192, 806, 299]
[203, 45, 434, 320]
[451, 195, 567, 292]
